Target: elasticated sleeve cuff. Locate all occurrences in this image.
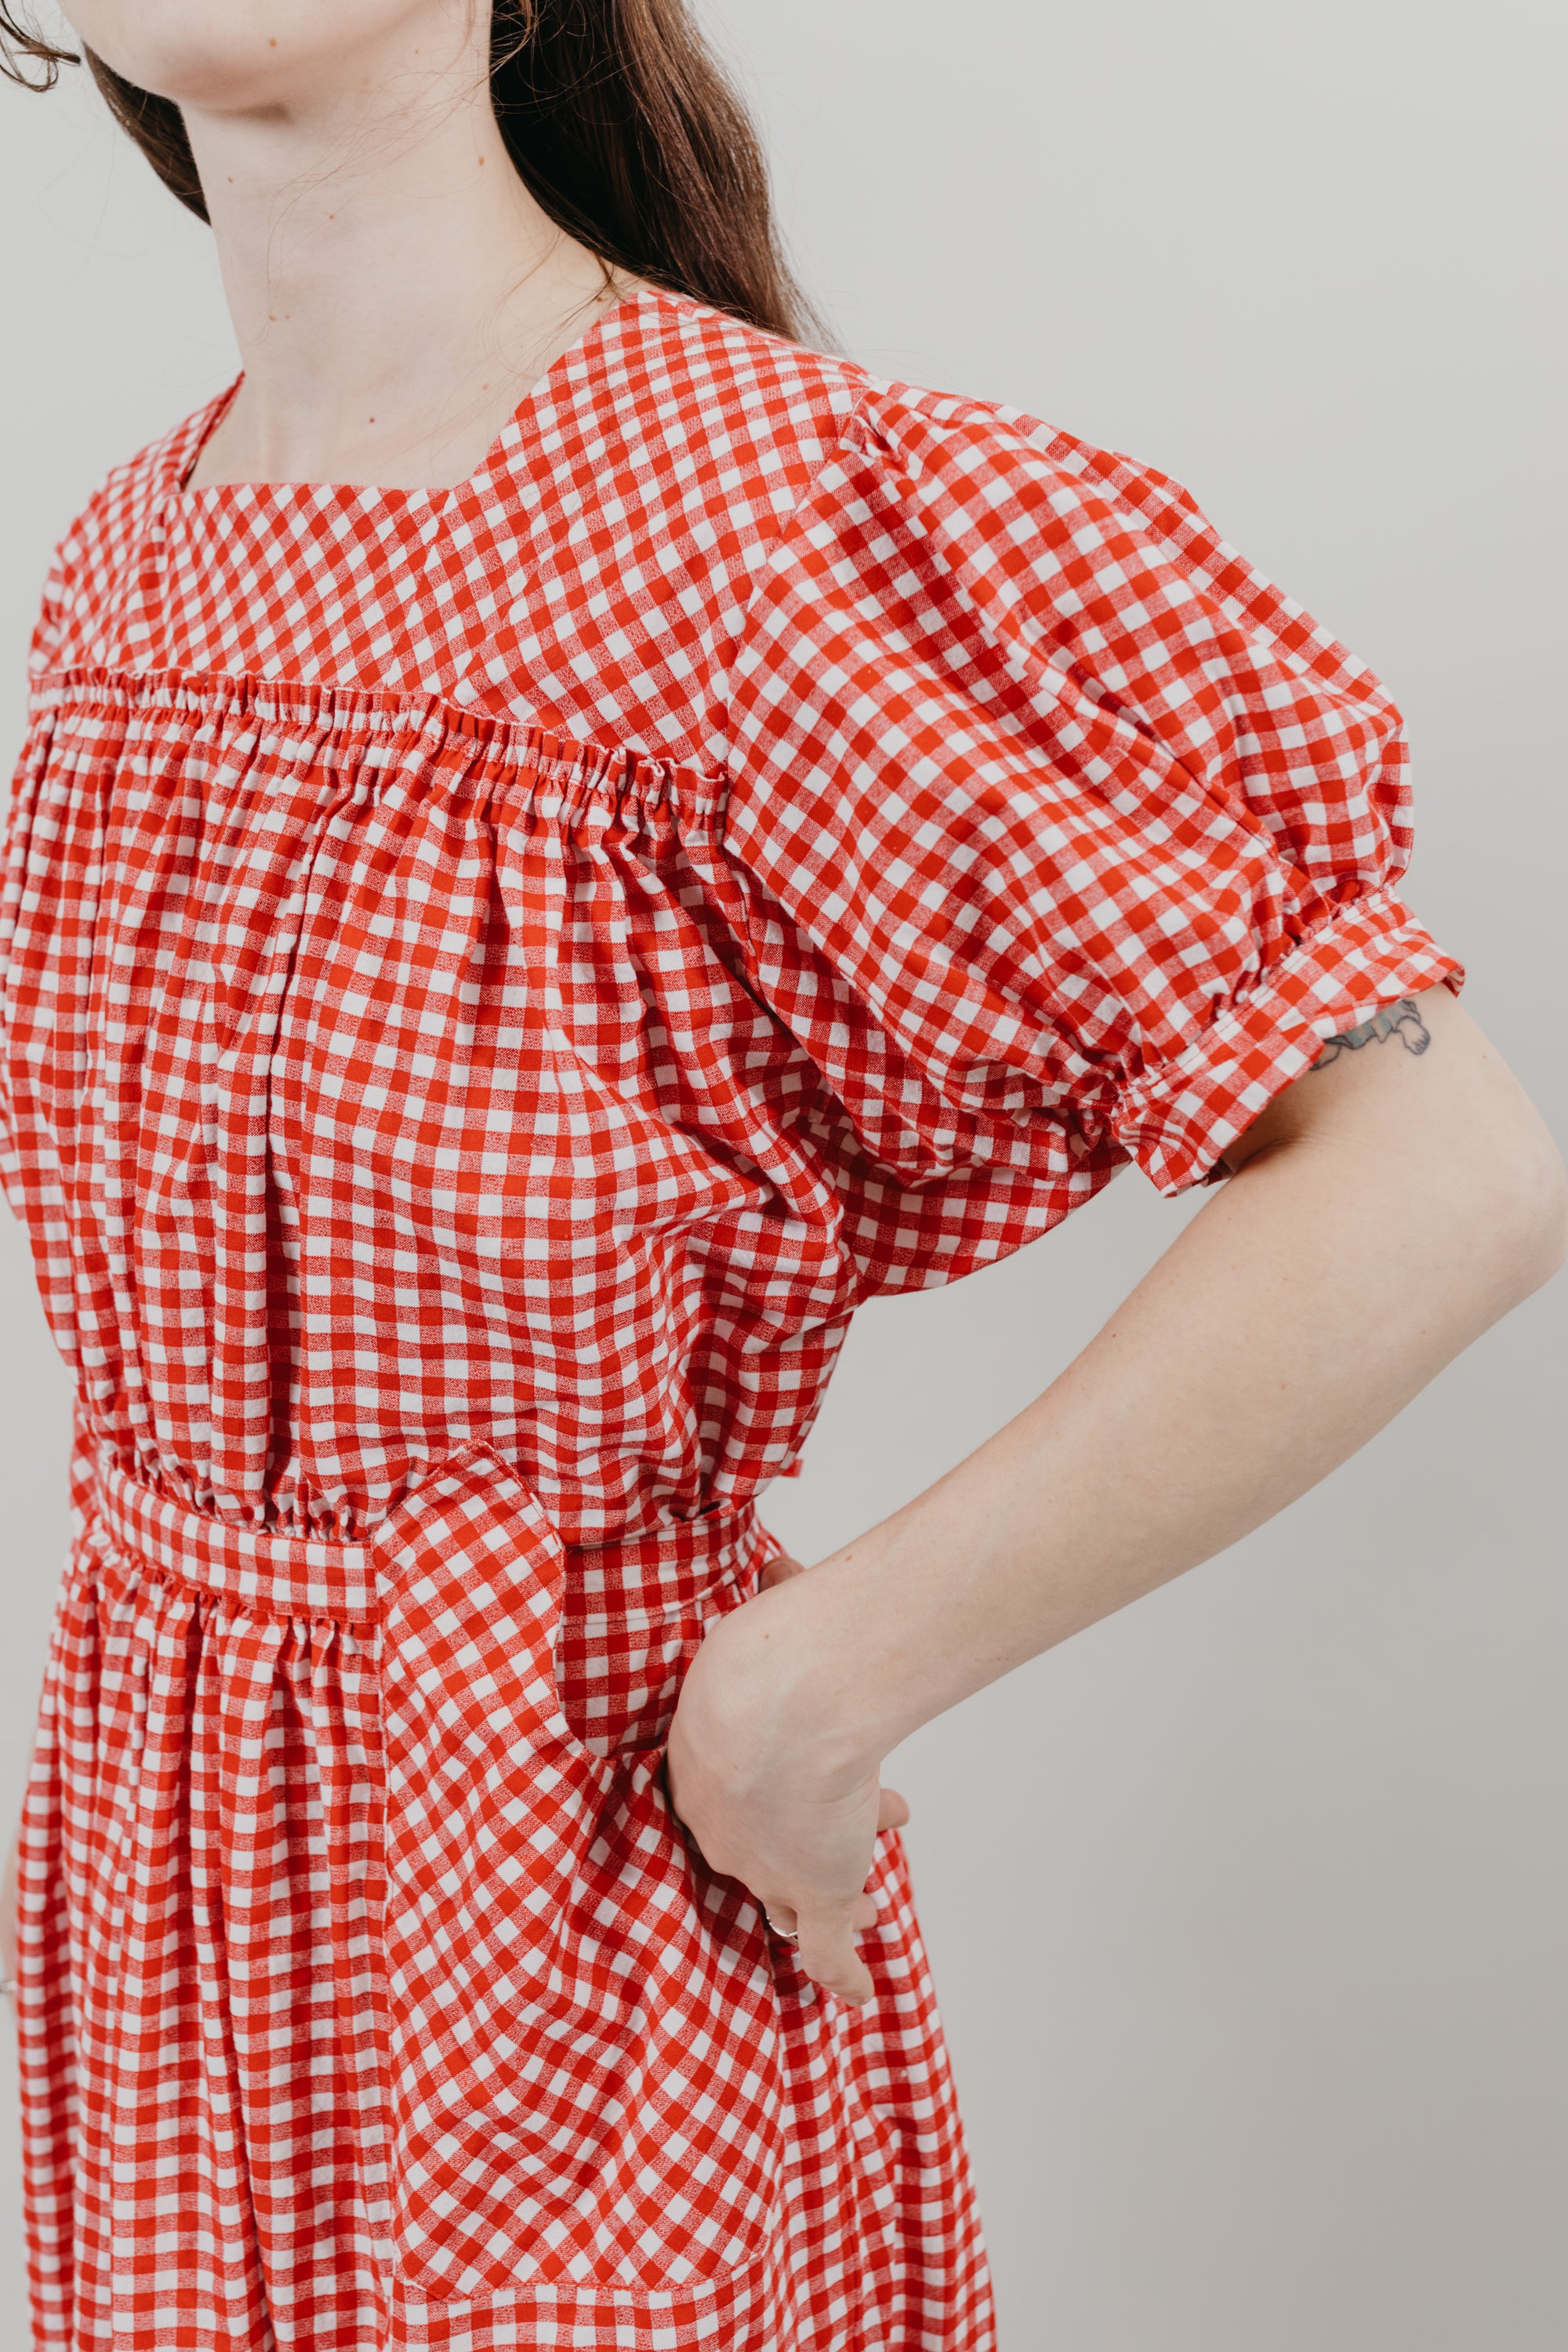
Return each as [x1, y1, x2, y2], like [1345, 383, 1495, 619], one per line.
[1110, 889, 1465, 1195]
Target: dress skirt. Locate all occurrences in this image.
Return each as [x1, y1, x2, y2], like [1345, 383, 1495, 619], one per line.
[16, 1444, 994, 2349]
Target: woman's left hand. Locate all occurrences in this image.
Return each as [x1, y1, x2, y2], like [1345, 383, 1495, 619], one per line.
[665, 1552, 908, 2005]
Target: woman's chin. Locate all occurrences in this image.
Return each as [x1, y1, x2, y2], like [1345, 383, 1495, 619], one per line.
[60, 0, 442, 112]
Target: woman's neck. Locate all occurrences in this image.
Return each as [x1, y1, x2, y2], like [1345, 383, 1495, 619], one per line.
[180, 11, 622, 491]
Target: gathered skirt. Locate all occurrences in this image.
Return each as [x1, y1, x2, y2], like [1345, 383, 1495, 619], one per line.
[15, 1444, 995, 2350]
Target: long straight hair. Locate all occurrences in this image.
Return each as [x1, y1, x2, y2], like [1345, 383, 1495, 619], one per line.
[0, 0, 811, 341]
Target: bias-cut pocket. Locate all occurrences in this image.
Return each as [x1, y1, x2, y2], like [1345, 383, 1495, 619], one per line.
[373, 1446, 787, 2299]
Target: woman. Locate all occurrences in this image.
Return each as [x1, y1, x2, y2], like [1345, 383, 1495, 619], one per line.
[0, 2, 1561, 2347]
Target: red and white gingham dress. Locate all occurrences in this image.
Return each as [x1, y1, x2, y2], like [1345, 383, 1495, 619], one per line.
[1, 287, 1459, 2350]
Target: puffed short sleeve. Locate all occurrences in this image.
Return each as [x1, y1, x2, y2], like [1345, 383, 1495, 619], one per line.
[720, 385, 1462, 1205]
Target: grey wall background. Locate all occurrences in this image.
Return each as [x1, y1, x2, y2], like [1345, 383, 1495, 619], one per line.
[1, 2, 1563, 2345]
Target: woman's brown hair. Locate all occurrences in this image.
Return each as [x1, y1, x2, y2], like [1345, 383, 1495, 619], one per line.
[0, 0, 811, 341]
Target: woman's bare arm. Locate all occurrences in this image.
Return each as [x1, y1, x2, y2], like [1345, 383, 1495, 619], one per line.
[665, 984, 1567, 1999]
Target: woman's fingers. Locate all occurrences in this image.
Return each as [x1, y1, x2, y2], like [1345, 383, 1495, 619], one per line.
[795, 1901, 874, 2004]
[763, 1887, 878, 1959]
[757, 1552, 808, 1590]
[749, 1788, 901, 1980]
[877, 1784, 909, 1831]
[763, 1890, 877, 1930]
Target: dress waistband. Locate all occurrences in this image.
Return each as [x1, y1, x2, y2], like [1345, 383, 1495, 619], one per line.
[88, 1448, 770, 1624]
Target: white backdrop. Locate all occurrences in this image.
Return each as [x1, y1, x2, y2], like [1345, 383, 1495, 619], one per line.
[1, 3, 1563, 2345]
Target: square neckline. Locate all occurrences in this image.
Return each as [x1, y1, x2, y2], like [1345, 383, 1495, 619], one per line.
[165, 281, 668, 509]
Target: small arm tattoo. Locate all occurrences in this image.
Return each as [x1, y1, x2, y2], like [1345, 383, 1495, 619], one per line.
[1311, 994, 1432, 1071]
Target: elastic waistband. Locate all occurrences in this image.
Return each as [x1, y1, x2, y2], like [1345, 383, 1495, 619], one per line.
[87, 1450, 769, 1625]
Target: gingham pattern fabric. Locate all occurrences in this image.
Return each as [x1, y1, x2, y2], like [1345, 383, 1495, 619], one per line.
[1, 285, 1460, 2350]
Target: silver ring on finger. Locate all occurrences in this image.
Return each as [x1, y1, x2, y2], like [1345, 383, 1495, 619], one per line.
[763, 1911, 800, 1945]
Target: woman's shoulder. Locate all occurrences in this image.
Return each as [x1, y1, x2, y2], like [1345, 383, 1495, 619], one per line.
[622, 292, 1214, 601]
[572, 286, 883, 539]
[615, 289, 1075, 506]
